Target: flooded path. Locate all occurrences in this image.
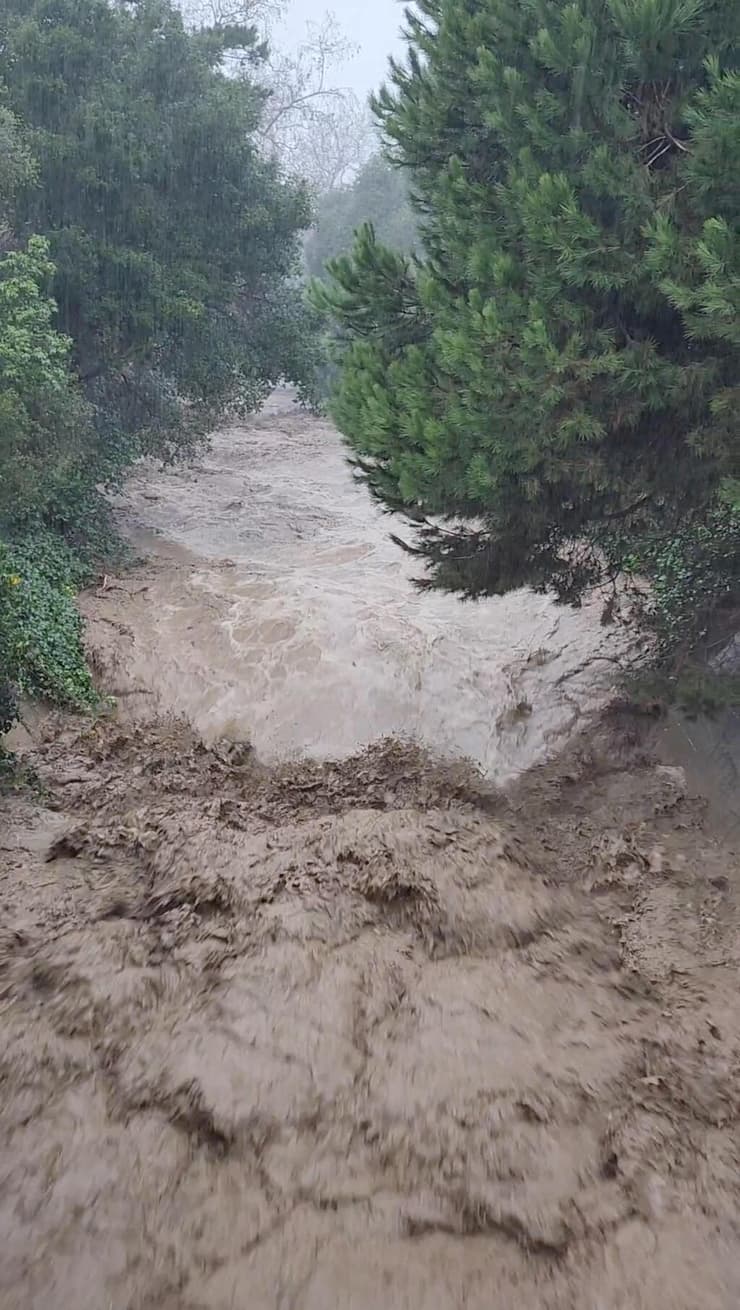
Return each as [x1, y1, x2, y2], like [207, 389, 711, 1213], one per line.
[4, 396, 740, 1310]
[89, 393, 620, 778]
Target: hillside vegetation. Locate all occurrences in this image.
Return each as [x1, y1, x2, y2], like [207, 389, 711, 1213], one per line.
[0, 0, 317, 731]
[316, 0, 740, 670]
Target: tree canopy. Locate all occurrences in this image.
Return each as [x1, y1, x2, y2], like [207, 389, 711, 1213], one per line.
[317, 0, 740, 604]
[1, 0, 315, 461]
[0, 236, 95, 527]
[304, 153, 417, 280]
[1, 0, 319, 732]
[0, 106, 35, 234]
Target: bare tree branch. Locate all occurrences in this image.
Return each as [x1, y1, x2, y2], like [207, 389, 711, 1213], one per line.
[179, 2, 376, 193]
[255, 14, 376, 192]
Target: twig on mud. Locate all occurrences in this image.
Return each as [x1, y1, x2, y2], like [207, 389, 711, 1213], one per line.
[669, 958, 740, 975]
[92, 616, 134, 636]
[106, 688, 155, 698]
[553, 651, 635, 687]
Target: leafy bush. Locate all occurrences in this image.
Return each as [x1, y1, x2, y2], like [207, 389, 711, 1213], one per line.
[644, 512, 740, 658]
[0, 236, 97, 528]
[0, 0, 325, 740]
[0, 105, 35, 229]
[598, 499, 740, 712]
[614, 505, 740, 659]
[0, 534, 96, 734]
[0, 229, 108, 736]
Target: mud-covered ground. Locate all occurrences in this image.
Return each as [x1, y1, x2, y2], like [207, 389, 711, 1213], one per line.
[3, 401, 740, 1305]
[3, 709, 740, 1309]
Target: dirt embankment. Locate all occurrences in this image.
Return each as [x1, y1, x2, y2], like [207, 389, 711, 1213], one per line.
[2, 706, 740, 1309]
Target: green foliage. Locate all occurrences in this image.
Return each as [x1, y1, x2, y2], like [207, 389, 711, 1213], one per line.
[648, 513, 740, 656]
[617, 505, 740, 658]
[0, 233, 101, 735]
[627, 661, 740, 718]
[0, 533, 96, 734]
[0, 229, 109, 735]
[1, 0, 317, 458]
[0, 236, 97, 527]
[0, 104, 36, 226]
[304, 155, 418, 404]
[319, 0, 740, 615]
[1, 0, 322, 736]
[304, 154, 417, 279]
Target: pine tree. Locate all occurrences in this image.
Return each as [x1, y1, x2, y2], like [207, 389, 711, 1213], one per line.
[316, 0, 739, 602]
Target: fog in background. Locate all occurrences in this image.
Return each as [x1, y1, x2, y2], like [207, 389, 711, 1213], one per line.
[276, 0, 408, 99]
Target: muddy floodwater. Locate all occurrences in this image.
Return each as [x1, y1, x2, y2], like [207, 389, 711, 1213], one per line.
[3, 398, 740, 1310]
[92, 392, 621, 779]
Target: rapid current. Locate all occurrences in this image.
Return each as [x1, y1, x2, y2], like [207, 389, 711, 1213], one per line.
[100, 391, 619, 779]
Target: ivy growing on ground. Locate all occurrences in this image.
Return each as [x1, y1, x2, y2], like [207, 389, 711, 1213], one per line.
[0, 534, 98, 735]
[641, 510, 740, 660]
[606, 502, 740, 713]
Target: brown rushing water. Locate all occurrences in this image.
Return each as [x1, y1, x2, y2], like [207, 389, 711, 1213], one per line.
[4, 396, 740, 1309]
[98, 392, 620, 779]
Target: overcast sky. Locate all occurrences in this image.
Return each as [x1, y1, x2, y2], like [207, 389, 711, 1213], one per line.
[276, 1, 408, 99]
